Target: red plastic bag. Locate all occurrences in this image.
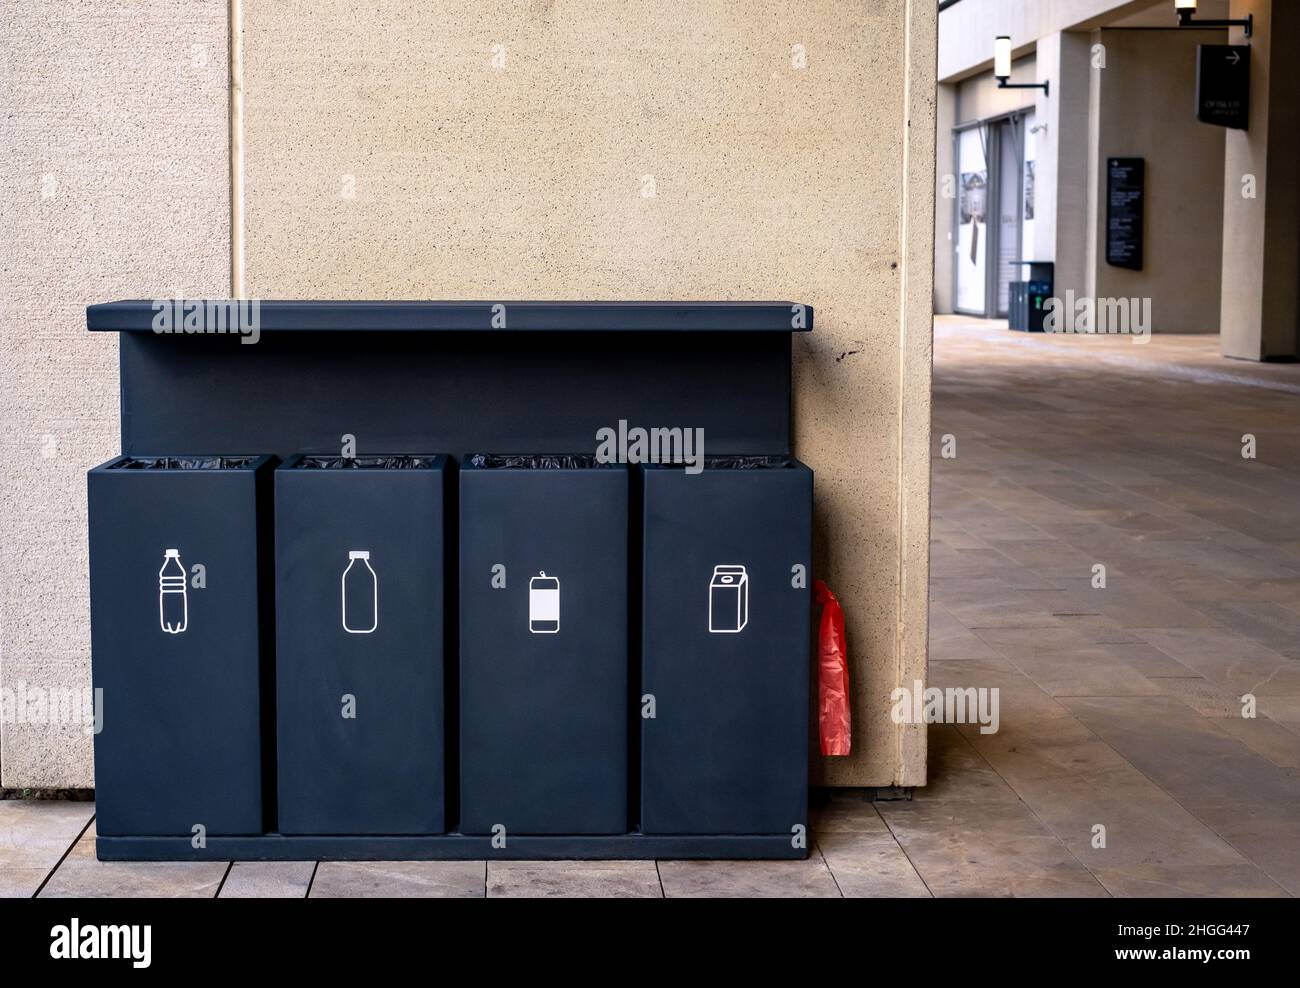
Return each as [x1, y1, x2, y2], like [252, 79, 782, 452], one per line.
[815, 580, 851, 756]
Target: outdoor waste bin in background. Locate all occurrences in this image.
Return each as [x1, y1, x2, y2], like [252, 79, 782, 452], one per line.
[458, 455, 629, 835]
[274, 455, 449, 835]
[1009, 260, 1055, 332]
[88, 455, 276, 837]
[640, 457, 813, 835]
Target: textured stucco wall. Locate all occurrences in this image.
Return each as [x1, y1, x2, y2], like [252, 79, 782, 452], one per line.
[2, 0, 934, 789]
[239, 0, 935, 786]
[0, 2, 230, 786]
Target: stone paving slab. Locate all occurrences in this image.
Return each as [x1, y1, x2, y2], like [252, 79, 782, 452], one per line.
[309, 860, 485, 898]
[487, 860, 662, 898]
[0, 799, 94, 898]
[817, 834, 931, 897]
[657, 855, 841, 898]
[38, 823, 227, 898]
[219, 861, 316, 898]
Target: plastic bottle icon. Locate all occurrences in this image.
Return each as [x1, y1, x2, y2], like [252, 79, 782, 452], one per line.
[342, 550, 378, 634]
[159, 549, 188, 634]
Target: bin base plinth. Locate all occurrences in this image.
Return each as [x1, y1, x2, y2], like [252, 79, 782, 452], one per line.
[96, 834, 806, 862]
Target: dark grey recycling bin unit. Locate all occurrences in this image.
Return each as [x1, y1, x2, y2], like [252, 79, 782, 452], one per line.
[86, 299, 814, 861]
[1009, 260, 1054, 332]
[641, 458, 813, 836]
[274, 455, 449, 835]
[458, 455, 629, 835]
[88, 455, 276, 837]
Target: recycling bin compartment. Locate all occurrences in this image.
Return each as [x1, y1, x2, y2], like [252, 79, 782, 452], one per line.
[274, 455, 449, 835]
[88, 454, 276, 837]
[641, 457, 812, 835]
[459, 454, 629, 835]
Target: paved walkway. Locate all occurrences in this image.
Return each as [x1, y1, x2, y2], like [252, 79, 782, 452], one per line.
[920, 317, 1299, 897]
[3, 317, 1298, 896]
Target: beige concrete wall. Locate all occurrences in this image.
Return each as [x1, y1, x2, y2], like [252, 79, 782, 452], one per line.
[1, 0, 935, 789]
[1220, 0, 1300, 360]
[1088, 29, 1225, 332]
[238, 0, 935, 787]
[0, 1, 230, 786]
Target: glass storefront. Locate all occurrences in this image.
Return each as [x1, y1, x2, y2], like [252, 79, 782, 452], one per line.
[954, 110, 1035, 319]
[955, 125, 988, 315]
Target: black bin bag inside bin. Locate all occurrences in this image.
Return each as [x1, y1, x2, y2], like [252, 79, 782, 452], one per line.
[87, 454, 276, 837]
[459, 454, 629, 835]
[274, 454, 449, 835]
[641, 457, 813, 835]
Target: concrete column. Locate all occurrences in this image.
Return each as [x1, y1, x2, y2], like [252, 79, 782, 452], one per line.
[1034, 31, 1094, 308]
[1221, 0, 1300, 360]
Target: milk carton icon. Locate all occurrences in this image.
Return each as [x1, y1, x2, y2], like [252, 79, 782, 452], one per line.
[529, 571, 560, 634]
[708, 564, 748, 633]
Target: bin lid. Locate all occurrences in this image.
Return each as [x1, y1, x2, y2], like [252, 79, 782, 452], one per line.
[86, 300, 813, 333]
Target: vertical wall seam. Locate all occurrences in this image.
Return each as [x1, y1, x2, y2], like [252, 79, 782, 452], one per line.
[896, 0, 936, 787]
[229, 0, 245, 297]
[895, 0, 914, 787]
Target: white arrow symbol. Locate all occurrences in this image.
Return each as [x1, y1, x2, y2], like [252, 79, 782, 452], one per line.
[1227, 51, 1241, 65]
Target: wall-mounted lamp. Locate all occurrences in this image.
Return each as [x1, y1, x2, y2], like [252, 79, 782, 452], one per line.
[994, 36, 1049, 96]
[1175, 0, 1252, 38]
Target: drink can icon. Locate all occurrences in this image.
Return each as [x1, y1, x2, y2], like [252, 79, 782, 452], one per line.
[709, 564, 749, 633]
[529, 571, 560, 634]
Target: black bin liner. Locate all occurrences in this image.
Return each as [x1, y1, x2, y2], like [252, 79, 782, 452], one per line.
[111, 455, 260, 470]
[295, 455, 440, 470]
[468, 453, 607, 470]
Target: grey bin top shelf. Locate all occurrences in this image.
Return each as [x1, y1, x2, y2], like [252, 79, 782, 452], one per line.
[86, 300, 813, 333]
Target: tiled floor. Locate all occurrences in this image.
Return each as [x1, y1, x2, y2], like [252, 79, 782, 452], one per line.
[918, 317, 1300, 898]
[3, 317, 1298, 897]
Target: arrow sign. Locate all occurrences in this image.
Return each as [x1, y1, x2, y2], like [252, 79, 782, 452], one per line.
[1196, 44, 1250, 130]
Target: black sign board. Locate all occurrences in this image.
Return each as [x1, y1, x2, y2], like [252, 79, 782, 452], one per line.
[1106, 157, 1144, 271]
[1196, 44, 1250, 130]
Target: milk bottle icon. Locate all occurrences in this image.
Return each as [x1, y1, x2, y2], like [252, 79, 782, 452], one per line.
[342, 550, 378, 634]
[159, 549, 188, 634]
